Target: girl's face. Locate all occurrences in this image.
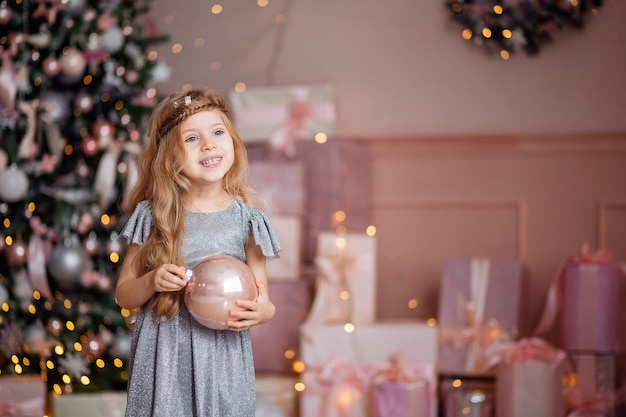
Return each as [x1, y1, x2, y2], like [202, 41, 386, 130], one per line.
[179, 110, 235, 188]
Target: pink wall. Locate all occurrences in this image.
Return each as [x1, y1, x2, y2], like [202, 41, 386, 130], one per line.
[368, 134, 626, 348]
[150, 0, 626, 136]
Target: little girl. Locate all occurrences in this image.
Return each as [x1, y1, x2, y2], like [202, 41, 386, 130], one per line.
[115, 88, 281, 417]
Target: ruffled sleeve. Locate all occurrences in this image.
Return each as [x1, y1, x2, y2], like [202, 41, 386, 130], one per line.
[249, 209, 282, 260]
[120, 200, 153, 245]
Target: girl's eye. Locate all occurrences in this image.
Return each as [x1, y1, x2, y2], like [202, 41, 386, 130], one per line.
[185, 135, 198, 143]
[214, 129, 224, 136]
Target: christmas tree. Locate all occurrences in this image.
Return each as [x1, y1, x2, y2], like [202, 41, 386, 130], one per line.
[0, 0, 169, 393]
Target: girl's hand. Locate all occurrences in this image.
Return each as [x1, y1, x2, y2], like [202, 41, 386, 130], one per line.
[151, 264, 188, 292]
[226, 277, 275, 331]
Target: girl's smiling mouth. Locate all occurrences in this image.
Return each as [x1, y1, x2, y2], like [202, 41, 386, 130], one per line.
[200, 156, 222, 166]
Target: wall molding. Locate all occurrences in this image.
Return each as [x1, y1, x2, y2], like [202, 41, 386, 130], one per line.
[363, 132, 626, 157]
[372, 198, 526, 260]
[598, 201, 626, 250]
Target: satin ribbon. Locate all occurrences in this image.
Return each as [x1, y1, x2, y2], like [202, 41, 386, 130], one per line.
[94, 140, 123, 210]
[0, 50, 17, 111]
[533, 245, 625, 337]
[16, 101, 38, 159]
[371, 356, 436, 417]
[269, 87, 313, 155]
[439, 258, 514, 373]
[0, 396, 44, 416]
[301, 246, 357, 341]
[482, 337, 567, 370]
[27, 217, 54, 300]
[565, 385, 626, 417]
[303, 359, 375, 417]
[120, 142, 141, 212]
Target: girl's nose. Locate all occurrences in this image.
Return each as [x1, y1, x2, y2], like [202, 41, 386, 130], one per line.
[202, 140, 216, 151]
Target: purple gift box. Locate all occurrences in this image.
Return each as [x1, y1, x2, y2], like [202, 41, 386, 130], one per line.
[437, 257, 522, 376]
[561, 263, 622, 353]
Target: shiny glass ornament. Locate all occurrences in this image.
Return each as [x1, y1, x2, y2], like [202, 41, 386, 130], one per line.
[184, 256, 258, 330]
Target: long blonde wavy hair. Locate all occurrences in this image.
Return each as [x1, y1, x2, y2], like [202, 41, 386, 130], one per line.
[126, 88, 254, 321]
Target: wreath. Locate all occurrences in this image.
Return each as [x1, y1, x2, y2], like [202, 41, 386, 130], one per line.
[446, 0, 603, 58]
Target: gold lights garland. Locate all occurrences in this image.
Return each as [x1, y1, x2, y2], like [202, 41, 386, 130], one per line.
[446, 0, 603, 59]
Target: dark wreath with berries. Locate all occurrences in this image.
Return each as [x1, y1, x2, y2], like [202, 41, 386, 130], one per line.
[446, 0, 603, 58]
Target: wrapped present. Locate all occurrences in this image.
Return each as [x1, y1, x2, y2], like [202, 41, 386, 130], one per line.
[370, 356, 437, 417]
[256, 375, 298, 417]
[437, 257, 522, 376]
[247, 140, 371, 263]
[249, 161, 305, 216]
[265, 215, 303, 280]
[494, 338, 566, 417]
[228, 84, 336, 152]
[561, 262, 622, 353]
[300, 360, 374, 417]
[534, 246, 624, 353]
[301, 232, 377, 340]
[0, 375, 46, 417]
[300, 321, 438, 367]
[251, 280, 313, 373]
[52, 391, 127, 417]
[564, 353, 624, 417]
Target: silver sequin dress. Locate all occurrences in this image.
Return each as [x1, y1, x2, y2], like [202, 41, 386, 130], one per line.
[120, 199, 281, 417]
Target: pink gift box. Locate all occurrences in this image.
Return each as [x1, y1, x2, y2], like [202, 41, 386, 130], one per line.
[248, 161, 305, 216]
[0, 375, 46, 417]
[372, 373, 436, 417]
[561, 263, 622, 353]
[437, 257, 522, 376]
[300, 362, 373, 417]
[251, 280, 313, 373]
[247, 140, 371, 263]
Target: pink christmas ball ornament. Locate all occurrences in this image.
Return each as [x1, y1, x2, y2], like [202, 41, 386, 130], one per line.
[59, 48, 87, 81]
[184, 256, 258, 330]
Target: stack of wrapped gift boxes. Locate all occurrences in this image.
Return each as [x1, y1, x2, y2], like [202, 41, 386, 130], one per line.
[298, 231, 438, 417]
[436, 248, 625, 417]
[437, 256, 525, 417]
[540, 247, 625, 417]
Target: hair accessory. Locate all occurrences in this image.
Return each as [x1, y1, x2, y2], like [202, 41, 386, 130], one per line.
[184, 95, 192, 105]
[172, 100, 179, 109]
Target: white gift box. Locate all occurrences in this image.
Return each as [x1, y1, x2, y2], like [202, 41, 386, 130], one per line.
[301, 232, 377, 339]
[229, 84, 336, 143]
[255, 375, 298, 417]
[52, 391, 127, 417]
[265, 215, 302, 280]
[300, 321, 438, 366]
[299, 321, 438, 417]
